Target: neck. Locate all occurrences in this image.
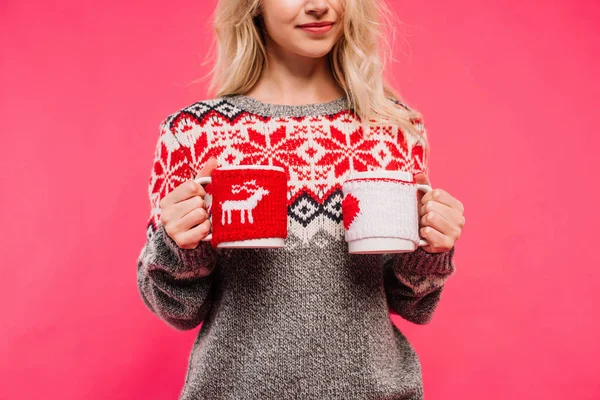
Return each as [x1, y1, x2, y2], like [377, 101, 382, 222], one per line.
[245, 35, 345, 105]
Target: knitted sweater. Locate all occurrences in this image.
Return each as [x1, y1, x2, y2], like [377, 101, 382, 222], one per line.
[136, 94, 456, 400]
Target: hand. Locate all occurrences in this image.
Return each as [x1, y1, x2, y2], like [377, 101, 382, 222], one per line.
[415, 173, 465, 254]
[159, 157, 219, 249]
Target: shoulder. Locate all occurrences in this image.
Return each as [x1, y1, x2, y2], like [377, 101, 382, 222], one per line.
[387, 96, 426, 128]
[388, 96, 414, 112]
[159, 96, 242, 130]
[387, 96, 423, 121]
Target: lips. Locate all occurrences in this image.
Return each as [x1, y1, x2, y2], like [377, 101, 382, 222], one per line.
[297, 22, 334, 28]
[297, 22, 335, 34]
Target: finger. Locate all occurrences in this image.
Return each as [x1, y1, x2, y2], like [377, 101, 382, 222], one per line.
[176, 195, 207, 218]
[420, 200, 464, 229]
[171, 156, 219, 206]
[177, 206, 209, 232]
[177, 220, 212, 249]
[421, 188, 463, 212]
[160, 158, 218, 208]
[197, 156, 218, 178]
[419, 225, 454, 252]
[161, 178, 206, 208]
[162, 194, 205, 224]
[420, 207, 461, 241]
[414, 172, 431, 186]
[419, 200, 464, 240]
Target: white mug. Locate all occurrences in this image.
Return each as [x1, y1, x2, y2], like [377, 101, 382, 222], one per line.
[342, 170, 432, 254]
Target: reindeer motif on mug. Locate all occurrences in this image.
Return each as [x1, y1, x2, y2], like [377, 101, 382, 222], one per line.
[221, 180, 270, 224]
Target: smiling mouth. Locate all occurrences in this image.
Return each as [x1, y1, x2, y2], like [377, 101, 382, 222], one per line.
[297, 22, 335, 28]
[297, 22, 335, 34]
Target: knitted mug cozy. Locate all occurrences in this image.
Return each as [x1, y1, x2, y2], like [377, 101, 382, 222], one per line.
[342, 172, 428, 247]
[196, 166, 287, 247]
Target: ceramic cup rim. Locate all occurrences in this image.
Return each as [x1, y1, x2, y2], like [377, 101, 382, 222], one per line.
[215, 165, 285, 172]
[216, 238, 285, 248]
[345, 170, 413, 182]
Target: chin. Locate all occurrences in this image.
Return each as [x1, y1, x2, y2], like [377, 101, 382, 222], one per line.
[295, 46, 336, 59]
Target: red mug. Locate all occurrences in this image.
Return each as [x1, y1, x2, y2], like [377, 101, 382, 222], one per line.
[194, 165, 287, 248]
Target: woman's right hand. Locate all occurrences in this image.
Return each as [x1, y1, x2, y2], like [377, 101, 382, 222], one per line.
[159, 157, 219, 249]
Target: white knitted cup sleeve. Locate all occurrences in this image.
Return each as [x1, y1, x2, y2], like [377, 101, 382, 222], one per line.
[342, 180, 420, 243]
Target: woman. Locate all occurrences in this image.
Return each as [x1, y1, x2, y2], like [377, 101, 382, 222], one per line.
[137, 0, 466, 398]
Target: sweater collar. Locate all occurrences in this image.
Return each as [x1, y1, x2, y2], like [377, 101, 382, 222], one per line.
[222, 94, 352, 118]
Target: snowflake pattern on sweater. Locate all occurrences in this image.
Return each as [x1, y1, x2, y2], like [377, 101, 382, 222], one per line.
[146, 95, 428, 249]
[137, 94, 455, 400]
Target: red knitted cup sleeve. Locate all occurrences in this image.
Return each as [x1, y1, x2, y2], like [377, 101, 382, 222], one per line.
[209, 168, 287, 246]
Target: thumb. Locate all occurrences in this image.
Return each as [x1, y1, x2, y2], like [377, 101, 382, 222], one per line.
[414, 172, 431, 186]
[196, 157, 218, 178]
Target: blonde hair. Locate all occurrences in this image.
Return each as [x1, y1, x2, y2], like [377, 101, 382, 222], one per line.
[196, 0, 429, 153]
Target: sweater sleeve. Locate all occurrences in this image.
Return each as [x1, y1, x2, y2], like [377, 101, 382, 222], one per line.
[381, 98, 456, 324]
[382, 246, 455, 324]
[136, 116, 219, 331]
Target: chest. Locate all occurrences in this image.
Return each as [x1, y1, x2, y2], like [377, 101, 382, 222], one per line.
[205, 118, 415, 198]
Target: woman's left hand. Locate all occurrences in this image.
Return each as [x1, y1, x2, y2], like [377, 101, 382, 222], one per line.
[415, 173, 465, 254]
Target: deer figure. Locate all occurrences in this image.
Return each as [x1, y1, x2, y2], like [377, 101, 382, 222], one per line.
[221, 180, 270, 225]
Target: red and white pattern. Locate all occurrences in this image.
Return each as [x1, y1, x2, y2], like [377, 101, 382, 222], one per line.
[146, 97, 428, 248]
[220, 180, 268, 225]
[208, 168, 287, 246]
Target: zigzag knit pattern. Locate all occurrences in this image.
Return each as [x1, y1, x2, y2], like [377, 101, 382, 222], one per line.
[146, 94, 428, 249]
[137, 94, 455, 400]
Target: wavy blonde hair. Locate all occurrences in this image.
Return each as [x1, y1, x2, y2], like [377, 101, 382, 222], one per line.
[196, 0, 429, 153]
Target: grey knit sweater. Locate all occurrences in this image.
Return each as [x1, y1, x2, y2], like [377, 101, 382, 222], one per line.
[137, 94, 456, 399]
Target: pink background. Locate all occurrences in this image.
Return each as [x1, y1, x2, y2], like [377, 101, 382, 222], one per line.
[1, 0, 599, 398]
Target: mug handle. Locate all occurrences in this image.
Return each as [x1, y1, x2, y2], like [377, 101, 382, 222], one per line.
[416, 183, 433, 247]
[194, 176, 213, 242]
